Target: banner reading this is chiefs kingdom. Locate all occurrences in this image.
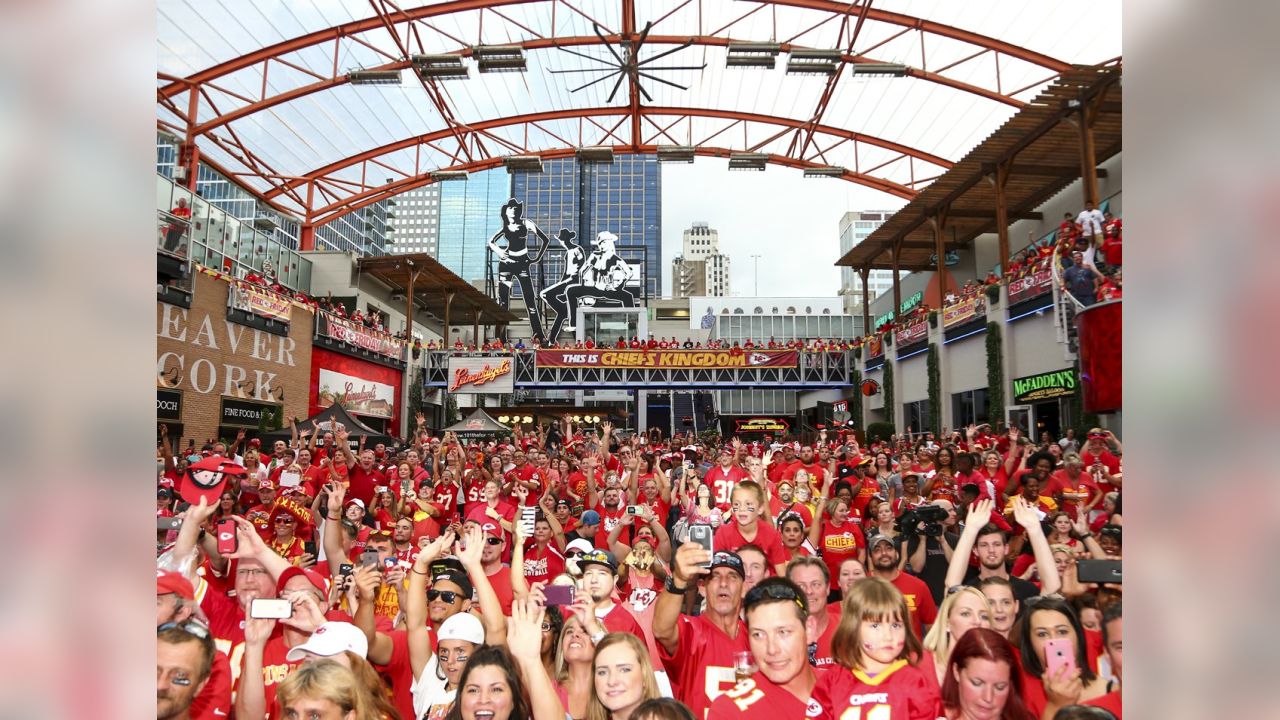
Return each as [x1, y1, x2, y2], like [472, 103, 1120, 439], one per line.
[535, 348, 799, 369]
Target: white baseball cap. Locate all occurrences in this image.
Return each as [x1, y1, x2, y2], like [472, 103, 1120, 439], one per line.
[285, 622, 369, 662]
[437, 612, 485, 645]
[566, 538, 594, 555]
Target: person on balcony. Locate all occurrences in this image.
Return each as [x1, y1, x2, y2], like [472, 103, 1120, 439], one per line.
[1062, 251, 1104, 307]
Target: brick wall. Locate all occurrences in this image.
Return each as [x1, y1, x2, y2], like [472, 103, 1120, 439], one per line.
[157, 270, 314, 445]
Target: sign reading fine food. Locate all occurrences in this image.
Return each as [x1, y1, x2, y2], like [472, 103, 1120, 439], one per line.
[535, 349, 799, 369]
[1012, 368, 1077, 403]
[447, 357, 515, 394]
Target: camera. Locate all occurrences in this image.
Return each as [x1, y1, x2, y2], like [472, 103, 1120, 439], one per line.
[896, 504, 950, 537]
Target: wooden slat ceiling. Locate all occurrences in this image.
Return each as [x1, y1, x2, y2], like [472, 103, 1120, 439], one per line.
[358, 254, 521, 325]
[836, 61, 1122, 272]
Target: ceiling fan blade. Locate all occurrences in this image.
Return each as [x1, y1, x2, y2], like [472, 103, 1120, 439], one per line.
[636, 71, 688, 91]
[548, 67, 616, 74]
[636, 41, 697, 66]
[593, 22, 628, 66]
[571, 70, 623, 94]
[554, 46, 621, 67]
[605, 72, 627, 103]
[634, 64, 707, 71]
[635, 78, 653, 102]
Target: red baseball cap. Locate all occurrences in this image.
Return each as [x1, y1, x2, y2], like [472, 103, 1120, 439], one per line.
[276, 566, 329, 596]
[180, 456, 247, 506]
[156, 571, 195, 600]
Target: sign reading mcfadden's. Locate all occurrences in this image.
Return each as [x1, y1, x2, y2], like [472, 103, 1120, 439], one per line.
[447, 356, 515, 394]
[535, 348, 799, 369]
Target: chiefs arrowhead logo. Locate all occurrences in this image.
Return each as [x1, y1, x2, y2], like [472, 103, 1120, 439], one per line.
[747, 352, 770, 366]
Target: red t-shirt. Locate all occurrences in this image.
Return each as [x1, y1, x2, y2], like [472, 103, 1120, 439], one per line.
[1081, 449, 1121, 476]
[485, 565, 514, 615]
[811, 659, 941, 720]
[714, 521, 789, 568]
[884, 571, 938, 640]
[1047, 470, 1100, 516]
[704, 465, 750, 511]
[818, 521, 865, 584]
[660, 614, 750, 719]
[849, 477, 880, 518]
[598, 602, 645, 637]
[812, 604, 842, 669]
[188, 649, 233, 720]
[345, 465, 384, 506]
[522, 541, 566, 586]
[708, 669, 826, 720]
[769, 496, 814, 527]
[370, 628, 422, 720]
[1084, 691, 1123, 718]
[593, 505, 629, 549]
[245, 635, 303, 719]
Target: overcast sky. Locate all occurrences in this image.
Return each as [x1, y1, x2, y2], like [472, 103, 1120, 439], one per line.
[660, 159, 906, 298]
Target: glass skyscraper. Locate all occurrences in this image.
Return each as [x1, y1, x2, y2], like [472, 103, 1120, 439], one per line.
[436, 168, 511, 286]
[512, 154, 662, 299]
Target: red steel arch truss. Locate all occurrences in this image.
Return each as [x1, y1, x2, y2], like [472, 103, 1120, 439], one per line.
[157, 0, 1075, 229]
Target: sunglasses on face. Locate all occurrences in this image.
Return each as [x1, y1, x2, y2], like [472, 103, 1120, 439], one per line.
[485, 537, 503, 546]
[427, 589, 462, 603]
[274, 517, 295, 524]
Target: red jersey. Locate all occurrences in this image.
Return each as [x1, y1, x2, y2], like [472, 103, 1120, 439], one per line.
[708, 670, 826, 720]
[564, 470, 589, 501]
[704, 465, 750, 510]
[849, 477, 880, 518]
[433, 482, 461, 523]
[811, 659, 942, 720]
[637, 494, 671, 522]
[484, 565, 514, 615]
[1047, 470, 1100, 516]
[464, 476, 487, 505]
[522, 540, 565, 586]
[188, 649, 233, 720]
[770, 497, 814, 526]
[598, 602, 645, 637]
[660, 613, 750, 719]
[244, 635, 303, 720]
[1080, 449, 1121, 476]
[714, 521, 789, 568]
[594, 505, 629, 548]
[818, 521, 865, 584]
[1084, 691, 1123, 718]
[883, 572, 938, 639]
[813, 604, 842, 669]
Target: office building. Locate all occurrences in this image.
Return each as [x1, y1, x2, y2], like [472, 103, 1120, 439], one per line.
[672, 222, 731, 298]
[511, 154, 661, 298]
[838, 210, 897, 312]
[387, 184, 441, 255]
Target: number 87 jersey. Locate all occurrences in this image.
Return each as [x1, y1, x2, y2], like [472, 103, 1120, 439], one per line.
[809, 659, 942, 720]
[707, 672, 827, 720]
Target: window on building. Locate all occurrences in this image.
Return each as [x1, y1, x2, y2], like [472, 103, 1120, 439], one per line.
[951, 389, 989, 428]
[904, 400, 931, 435]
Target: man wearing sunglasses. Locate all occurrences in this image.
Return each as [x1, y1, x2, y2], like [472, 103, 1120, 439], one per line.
[157, 572, 232, 720]
[707, 577, 823, 719]
[158, 619, 217, 720]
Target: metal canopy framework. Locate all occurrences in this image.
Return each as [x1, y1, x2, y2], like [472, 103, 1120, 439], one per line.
[835, 62, 1123, 273]
[157, 1, 1120, 235]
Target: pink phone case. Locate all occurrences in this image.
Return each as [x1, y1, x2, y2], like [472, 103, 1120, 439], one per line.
[1044, 638, 1077, 678]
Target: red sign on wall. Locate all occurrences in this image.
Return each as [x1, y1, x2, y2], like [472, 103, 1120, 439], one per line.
[310, 347, 403, 432]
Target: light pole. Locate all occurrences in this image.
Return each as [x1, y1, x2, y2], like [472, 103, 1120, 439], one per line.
[751, 254, 761, 295]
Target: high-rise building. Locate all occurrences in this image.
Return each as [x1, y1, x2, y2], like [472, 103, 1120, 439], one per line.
[838, 210, 896, 312]
[672, 221, 731, 298]
[511, 154, 662, 298]
[156, 133, 390, 257]
[387, 184, 441, 255]
[432, 169, 511, 286]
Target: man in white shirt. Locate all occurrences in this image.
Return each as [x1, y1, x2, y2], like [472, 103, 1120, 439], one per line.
[1076, 202, 1105, 246]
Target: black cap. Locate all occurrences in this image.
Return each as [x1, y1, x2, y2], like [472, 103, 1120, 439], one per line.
[577, 549, 618, 574]
[431, 569, 474, 599]
[709, 551, 745, 578]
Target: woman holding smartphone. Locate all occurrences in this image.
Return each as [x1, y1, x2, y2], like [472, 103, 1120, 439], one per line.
[1015, 596, 1106, 718]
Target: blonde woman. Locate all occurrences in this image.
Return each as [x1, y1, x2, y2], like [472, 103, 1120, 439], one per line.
[921, 587, 993, 691]
[274, 659, 383, 720]
[585, 633, 661, 720]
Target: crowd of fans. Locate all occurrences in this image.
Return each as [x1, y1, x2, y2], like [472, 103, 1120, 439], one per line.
[157, 415, 1123, 720]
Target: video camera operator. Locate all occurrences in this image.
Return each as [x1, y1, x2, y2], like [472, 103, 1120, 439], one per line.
[901, 499, 960, 604]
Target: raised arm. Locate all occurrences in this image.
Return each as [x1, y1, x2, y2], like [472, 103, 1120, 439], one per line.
[322, 483, 348, 566]
[945, 498, 993, 589]
[159, 424, 176, 473]
[457, 525, 507, 646]
[538, 492, 566, 552]
[653, 542, 708, 655]
[405, 531, 455, 678]
[1010, 497, 1060, 596]
[506, 599, 567, 720]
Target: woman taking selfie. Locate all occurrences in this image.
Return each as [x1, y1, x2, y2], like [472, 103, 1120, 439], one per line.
[940, 628, 1035, 720]
[1015, 596, 1106, 719]
[445, 599, 565, 720]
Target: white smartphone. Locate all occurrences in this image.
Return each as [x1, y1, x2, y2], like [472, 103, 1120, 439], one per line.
[519, 506, 536, 537]
[249, 598, 293, 619]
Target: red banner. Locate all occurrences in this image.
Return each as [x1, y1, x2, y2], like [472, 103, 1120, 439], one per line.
[309, 347, 403, 432]
[535, 348, 798, 369]
[318, 312, 405, 359]
[895, 319, 929, 346]
[1008, 268, 1054, 304]
[943, 295, 986, 328]
[228, 280, 293, 322]
[867, 335, 883, 359]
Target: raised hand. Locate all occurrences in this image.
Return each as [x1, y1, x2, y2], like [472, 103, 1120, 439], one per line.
[672, 541, 711, 584]
[454, 524, 484, 570]
[243, 616, 276, 648]
[352, 563, 382, 602]
[227, 515, 270, 559]
[1010, 496, 1042, 531]
[281, 590, 327, 633]
[966, 497, 995, 530]
[506, 597, 548, 659]
[326, 482, 346, 517]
